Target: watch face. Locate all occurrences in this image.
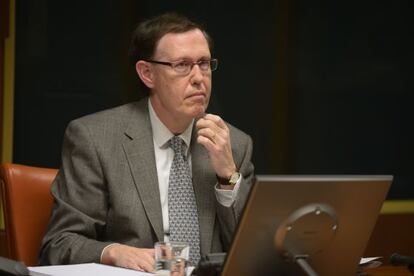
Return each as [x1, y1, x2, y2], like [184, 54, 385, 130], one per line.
[230, 172, 240, 184]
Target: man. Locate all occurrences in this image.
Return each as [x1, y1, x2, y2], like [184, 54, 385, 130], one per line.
[39, 13, 254, 273]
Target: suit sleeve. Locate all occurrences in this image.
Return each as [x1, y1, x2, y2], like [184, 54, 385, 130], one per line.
[215, 133, 255, 250]
[39, 119, 113, 265]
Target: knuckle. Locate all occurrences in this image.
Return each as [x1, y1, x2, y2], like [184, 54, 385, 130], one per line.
[212, 116, 221, 123]
[196, 120, 204, 128]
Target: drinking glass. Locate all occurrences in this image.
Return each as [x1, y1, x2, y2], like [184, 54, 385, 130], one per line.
[155, 241, 190, 276]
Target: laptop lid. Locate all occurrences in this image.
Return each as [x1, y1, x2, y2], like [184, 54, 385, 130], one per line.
[221, 175, 392, 276]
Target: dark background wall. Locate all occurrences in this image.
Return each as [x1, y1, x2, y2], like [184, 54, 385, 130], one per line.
[13, 1, 414, 199]
[288, 1, 414, 198]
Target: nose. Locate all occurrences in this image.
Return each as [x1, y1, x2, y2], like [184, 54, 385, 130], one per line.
[190, 64, 204, 84]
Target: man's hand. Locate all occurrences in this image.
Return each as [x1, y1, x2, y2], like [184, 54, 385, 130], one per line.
[101, 244, 155, 272]
[196, 114, 237, 180]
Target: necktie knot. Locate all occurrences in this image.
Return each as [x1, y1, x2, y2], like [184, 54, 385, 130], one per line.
[169, 136, 186, 156]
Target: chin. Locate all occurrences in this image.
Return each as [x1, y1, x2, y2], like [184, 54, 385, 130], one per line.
[188, 106, 207, 118]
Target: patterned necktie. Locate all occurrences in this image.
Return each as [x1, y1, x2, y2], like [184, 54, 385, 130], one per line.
[168, 136, 201, 265]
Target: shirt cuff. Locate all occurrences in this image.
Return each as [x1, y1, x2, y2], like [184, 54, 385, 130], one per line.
[100, 243, 120, 263]
[215, 173, 242, 207]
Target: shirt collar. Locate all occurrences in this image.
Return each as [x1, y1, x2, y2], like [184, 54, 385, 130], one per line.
[148, 98, 193, 153]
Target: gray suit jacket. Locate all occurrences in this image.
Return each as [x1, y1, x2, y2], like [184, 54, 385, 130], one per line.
[39, 98, 254, 265]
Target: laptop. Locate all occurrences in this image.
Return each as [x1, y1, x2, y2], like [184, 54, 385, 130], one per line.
[220, 175, 392, 276]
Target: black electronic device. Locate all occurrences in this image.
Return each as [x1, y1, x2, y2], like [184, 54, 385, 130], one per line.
[390, 253, 414, 273]
[0, 257, 49, 276]
[221, 175, 392, 276]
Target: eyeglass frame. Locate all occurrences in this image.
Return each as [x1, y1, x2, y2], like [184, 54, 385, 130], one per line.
[144, 58, 218, 75]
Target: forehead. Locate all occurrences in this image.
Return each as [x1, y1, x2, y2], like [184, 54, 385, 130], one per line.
[154, 29, 211, 60]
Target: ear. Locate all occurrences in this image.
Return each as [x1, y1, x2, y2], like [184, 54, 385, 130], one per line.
[136, 60, 155, 89]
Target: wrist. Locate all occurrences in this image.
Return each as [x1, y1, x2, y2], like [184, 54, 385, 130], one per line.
[218, 165, 237, 180]
[217, 171, 240, 186]
[101, 243, 120, 265]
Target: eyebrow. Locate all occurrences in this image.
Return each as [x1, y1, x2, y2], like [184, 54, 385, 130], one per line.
[170, 56, 212, 62]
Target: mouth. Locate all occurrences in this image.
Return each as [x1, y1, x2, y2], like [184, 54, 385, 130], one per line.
[186, 92, 206, 100]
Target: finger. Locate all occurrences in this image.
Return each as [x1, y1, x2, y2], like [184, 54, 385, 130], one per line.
[196, 117, 220, 130]
[197, 134, 218, 152]
[124, 260, 144, 272]
[195, 117, 210, 131]
[141, 248, 156, 257]
[127, 256, 154, 273]
[197, 127, 218, 142]
[145, 253, 156, 268]
[139, 261, 155, 273]
[196, 117, 220, 129]
[203, 113, 227, 129]
[196, 120, 224, 142]
[136, 250, 156, 268]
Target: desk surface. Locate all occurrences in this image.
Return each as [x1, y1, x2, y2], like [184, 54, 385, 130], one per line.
[26, 263, 413, 276]
[364, 265, 412, 276]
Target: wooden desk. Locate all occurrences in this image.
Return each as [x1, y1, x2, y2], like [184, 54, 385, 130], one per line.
[364, 213, 414, 264]
[364, 265, 412, 276]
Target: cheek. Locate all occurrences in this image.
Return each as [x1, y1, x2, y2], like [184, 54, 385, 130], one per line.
[205, 75, 212, 87]
[167, 82, 187, 106]
[205, 80, 212, 98]
[161, 76, 181, 95]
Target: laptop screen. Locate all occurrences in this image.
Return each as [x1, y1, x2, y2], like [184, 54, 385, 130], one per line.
[221, 175, 392, 276]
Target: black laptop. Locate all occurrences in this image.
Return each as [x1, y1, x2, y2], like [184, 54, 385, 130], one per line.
[196, 175, 392, 276]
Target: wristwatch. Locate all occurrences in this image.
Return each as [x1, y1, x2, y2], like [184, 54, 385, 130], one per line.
[218, 172, 240, 186]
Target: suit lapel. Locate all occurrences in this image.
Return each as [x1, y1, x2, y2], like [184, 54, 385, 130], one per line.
[191, 129, 217, 255]
[122, 101, 164, 241]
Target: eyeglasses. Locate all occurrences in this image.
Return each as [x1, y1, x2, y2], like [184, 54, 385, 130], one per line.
[145, 59, 218, 75]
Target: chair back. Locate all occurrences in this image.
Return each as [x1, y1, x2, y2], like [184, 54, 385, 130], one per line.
[0, 163, 58, 266]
